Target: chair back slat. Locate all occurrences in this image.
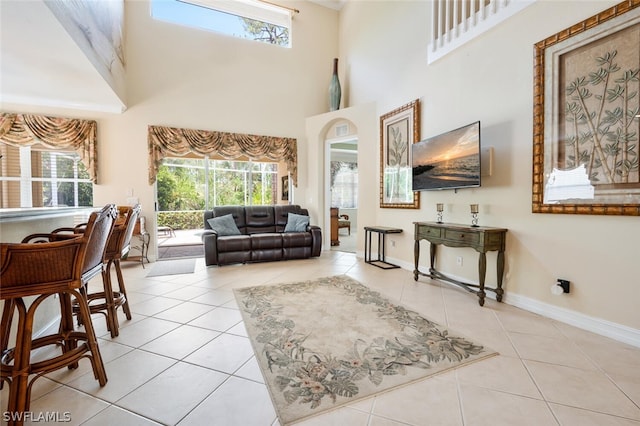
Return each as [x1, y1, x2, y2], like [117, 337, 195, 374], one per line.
[80, 204, 117, 278]
[120, 204, 141, 256]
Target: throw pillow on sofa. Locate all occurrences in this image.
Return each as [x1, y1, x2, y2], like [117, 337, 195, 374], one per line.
[207, 214, 241, 236]
[284, 212, 309, 232]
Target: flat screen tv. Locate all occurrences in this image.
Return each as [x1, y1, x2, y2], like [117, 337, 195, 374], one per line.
[412, 121, 481, 191]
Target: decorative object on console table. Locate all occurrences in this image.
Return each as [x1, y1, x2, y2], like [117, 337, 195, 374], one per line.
[364, 226, 403, 269]
[436, 203, 444, 223]
[470, 204, 479, 227]
[329, 58, 341, 111]
[532, 0, 640, 216]
[413, 221, 507, 306]
[380, 99, 421, 209]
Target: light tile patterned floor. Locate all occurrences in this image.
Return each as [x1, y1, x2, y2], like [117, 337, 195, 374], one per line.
[3, 251, 640, 425]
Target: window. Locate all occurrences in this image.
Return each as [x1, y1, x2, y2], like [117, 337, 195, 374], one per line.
[331, 161, 358, 208]
[156, 156, 278, 211]
[0, 144, 93, 208]
[151, 0, 292, 47]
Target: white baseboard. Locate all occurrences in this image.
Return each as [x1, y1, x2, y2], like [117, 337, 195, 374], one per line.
[505, 292, 640, 348]
[382, 256, 640, 349]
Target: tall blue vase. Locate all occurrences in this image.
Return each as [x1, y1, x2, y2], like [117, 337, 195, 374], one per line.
[329, 58, 341, 111]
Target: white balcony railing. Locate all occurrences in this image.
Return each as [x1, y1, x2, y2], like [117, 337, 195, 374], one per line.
[428, 0, 536, 64]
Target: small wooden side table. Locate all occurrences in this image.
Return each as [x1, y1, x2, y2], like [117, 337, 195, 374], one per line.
[364, 226, 403, 269]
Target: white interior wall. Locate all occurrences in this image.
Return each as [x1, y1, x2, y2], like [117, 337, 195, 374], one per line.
[330, 0, 640, 335]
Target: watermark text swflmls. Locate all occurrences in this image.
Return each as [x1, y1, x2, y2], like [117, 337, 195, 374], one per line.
[2, 411, 72, 422]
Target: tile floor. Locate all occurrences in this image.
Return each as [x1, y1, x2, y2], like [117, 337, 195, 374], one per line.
[3, 251, 640, 425]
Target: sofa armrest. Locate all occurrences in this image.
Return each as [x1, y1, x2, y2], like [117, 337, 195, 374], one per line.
[308, 225, 322, 257]
[202, 230, 219, 266]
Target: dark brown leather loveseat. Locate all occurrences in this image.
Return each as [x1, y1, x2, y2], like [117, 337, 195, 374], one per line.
[202, 205, 322, 266]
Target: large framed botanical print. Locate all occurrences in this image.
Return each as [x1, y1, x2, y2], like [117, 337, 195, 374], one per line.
[532, 1, 640, 215]
[380, 99, 421, 209]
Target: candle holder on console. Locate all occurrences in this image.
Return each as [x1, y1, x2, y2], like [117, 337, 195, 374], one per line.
[436, 203, 444, 223]
[470, 204, 479, 227]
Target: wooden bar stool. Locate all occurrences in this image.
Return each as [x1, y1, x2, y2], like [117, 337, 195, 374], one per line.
[0, 204, 116, 425]
[82, 204, 140, 337]
[52, 204, 140, 337]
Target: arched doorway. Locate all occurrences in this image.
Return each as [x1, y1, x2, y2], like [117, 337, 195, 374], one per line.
[305, 102, 377, 257]
[326, 126, 358, 253]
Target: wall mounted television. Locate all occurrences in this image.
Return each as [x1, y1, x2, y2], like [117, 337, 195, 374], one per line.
[412, 121, 481, 191]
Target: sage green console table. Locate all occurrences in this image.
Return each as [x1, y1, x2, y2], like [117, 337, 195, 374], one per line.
[413, 222, 507, 306]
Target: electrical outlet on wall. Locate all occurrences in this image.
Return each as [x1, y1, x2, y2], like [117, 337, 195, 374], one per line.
[456, 256, 463, 266]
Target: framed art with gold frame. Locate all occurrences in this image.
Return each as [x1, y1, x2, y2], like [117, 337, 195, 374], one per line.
[380, 99, 420, 209]
[532, 0, 640, 216]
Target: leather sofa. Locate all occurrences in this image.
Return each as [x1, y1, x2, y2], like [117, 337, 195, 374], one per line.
[202, 205, 322, 266]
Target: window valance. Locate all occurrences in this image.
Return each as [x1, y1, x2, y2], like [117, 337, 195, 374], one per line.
[148, 125, 297, 186]
[0, 113, 98, 183]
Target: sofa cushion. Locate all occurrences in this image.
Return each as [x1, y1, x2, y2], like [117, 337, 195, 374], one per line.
[245, 206, 276, 234]
[210, 206, 247, 234]
[282, 232, 312, 247]
[274, 205, 304, 230]
[217, 235, 251, 251]
[251, 233, 283, 249]
[284, 213, 309, 232]
[207, 214, 241, 236]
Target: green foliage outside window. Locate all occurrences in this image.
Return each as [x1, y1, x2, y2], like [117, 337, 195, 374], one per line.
[39, 151, 93, 207]
[241, 18, 289, 46]
[156, 158, 278, 230]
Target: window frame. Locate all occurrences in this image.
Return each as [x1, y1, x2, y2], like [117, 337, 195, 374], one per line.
[151, 0, 292, 47]
[0, 144, 94, 208]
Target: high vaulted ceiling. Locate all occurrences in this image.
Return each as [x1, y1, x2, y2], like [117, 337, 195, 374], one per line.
[0, 0, 343, 115]
[0, 0, 126, 113]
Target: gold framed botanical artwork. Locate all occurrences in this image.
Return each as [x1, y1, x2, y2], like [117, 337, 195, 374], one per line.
[380, 99, 420, 209]
[532, 0, 640, 216]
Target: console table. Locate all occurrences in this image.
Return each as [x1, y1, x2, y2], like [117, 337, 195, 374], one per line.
[413, 222, 507, 306]
[364, 226, 403, 269]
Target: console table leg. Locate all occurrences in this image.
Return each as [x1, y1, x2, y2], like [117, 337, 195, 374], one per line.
[478, 252, 487, 306]
[413, 240, 419, 281]
[365, 230, 371, 263]
[429, 243, 437, 275]
[496, 250, 505, 302]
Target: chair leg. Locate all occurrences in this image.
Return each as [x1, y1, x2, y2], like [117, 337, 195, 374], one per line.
[58, 293, 80, 370]
[6, 298, 30, 423]
[70, 289, 107, 387]
[113, 259, 132, 320]
[0, 300, 13, 392]
[101, 265, 120, 338]
[1, 299, 16, 366]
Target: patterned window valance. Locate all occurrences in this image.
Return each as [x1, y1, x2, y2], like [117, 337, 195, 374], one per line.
[0, 113, 98, 183]
[148, 125, 298, 186]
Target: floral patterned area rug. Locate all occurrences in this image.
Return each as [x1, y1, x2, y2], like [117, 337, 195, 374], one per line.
[234, 275, 498, 425]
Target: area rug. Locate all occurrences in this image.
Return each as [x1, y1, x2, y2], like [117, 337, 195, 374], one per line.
[146, 258, 196, 277]
[234, 275, 497, 425]
[157, 243, 204, 260]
